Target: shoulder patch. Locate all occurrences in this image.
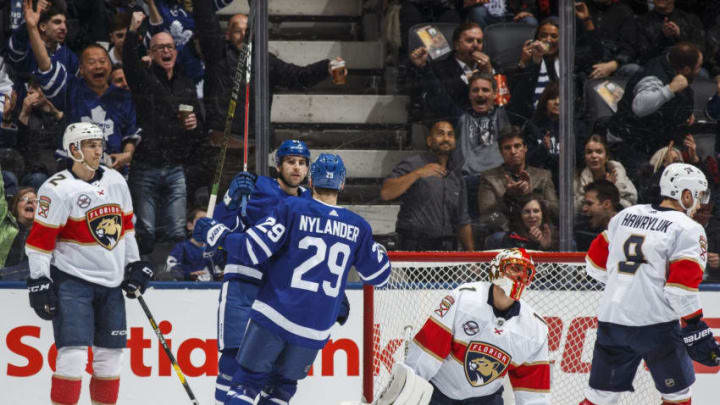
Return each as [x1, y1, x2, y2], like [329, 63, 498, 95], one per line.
[434, 295, 455, 318]
[533, 313, 547, 326]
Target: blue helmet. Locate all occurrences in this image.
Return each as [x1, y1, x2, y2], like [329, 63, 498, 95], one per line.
[311, 153, 346, 191]
[275, 140, 310, 166]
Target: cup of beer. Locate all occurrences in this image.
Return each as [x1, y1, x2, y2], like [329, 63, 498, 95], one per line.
[178, 104, 194, 123]
[330, 59, 347, 85]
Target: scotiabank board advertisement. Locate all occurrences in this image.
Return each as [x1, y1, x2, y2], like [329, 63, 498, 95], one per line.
[1, 284, 719, 405]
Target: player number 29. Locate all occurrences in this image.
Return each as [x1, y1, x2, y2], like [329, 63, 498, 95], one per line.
[255, 216, 285, 242]
[291, 236, 351, 297]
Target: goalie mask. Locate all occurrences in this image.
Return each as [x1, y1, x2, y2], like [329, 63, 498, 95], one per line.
[489, 248, 536, 300]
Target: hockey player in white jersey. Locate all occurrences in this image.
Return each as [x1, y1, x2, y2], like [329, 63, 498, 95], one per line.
[397, 248, 550, 405]
[24, 122, 154, 405]
[580, 163, 720, 405]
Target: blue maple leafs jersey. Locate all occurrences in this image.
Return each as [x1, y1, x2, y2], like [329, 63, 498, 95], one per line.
[214, 175, 311, 232]
[224, 197, 391, 348]
[213, 176, 311, 283]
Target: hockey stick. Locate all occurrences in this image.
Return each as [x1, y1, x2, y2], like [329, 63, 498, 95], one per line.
[136, 294, 200, 405]
[206, 0, 256, 218]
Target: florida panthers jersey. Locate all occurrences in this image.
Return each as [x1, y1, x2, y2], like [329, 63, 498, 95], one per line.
[214, 175, 310, 283]
[586, 204, 706, 326]
[25, 167, 140, 287]
[223, 197, 391, 348]
[405, 282, 550, 404]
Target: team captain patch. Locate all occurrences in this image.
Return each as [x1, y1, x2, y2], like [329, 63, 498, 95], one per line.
[87, 204, 123, 250]
[464, 342, 511, 387]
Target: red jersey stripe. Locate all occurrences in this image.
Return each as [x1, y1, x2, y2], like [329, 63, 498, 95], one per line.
[667, 259, 703, 291]
[25, 221, 64, 252]
[414, 318, 453, 360]
[509, 362, 550, 391]
[450, 339, 468, 363]
[586, 232, 609, 270]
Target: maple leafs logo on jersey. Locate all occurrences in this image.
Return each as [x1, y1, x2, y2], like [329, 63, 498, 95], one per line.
[86, 204, 123, 250]
[81, 106, 114, 142]
[169, 20, 192, 46]
[464, 342, 511, 387]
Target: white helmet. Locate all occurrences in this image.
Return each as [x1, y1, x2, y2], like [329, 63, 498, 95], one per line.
[63, 122, 104, 164]
[489, 248, 536, 301]
[660, 163, 710, 216]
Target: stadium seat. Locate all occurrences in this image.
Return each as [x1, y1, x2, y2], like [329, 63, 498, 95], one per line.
[482, 22, 536, 72]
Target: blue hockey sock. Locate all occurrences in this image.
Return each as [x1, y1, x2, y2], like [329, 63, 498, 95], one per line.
[226, 385, 261, 405]
[216, 349, 239, 404]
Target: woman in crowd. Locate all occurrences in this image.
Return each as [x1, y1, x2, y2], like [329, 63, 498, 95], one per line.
[5, 187, 36, 267]
[574, 134, 637, 214]
[484, 193, 557, 251]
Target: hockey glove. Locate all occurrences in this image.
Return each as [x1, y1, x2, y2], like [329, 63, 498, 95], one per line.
[224, 171, 257, 213]
[27, 276, 58, 320]
[193, 217, 230, 252]
[122, 261, 154, 298]
[336, 292, 350, 325]
[681, 319, 720, 367]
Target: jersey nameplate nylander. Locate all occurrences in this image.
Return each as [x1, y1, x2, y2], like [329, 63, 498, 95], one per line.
[86, 204, 124, 250]
[464, 342, 511, 387]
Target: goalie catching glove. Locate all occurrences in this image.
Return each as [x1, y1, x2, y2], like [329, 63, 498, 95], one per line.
[681, 316, 720, 367]
[375, 363, 433, 405]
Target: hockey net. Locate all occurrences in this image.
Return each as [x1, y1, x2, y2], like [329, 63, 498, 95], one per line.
[362, 251, 660, 405]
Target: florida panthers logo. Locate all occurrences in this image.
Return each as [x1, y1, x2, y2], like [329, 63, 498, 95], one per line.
[464, 342, 511, 387]
[86, 204, 124, 250]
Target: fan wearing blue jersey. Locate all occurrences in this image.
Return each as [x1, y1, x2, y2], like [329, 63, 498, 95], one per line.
[211, 141, 347, 404]
[195, 153, 391, 405]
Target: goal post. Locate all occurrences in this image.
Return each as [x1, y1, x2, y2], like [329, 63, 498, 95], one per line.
[362, 251, 660, 405]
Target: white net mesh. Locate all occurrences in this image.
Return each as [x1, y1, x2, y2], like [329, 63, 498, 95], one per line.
[367, 253, 661, 404]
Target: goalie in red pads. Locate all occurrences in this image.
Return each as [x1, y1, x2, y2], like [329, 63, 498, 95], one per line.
[581, 163, 720, 405]
[396, 248, 550, 405]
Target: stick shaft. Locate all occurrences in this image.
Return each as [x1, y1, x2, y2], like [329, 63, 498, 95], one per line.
[137, 295, 199, 404]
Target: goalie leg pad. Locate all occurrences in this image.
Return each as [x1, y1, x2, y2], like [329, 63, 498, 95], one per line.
[376, 363, 433, 405]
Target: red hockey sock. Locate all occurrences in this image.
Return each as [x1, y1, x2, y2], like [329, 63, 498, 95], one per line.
[50, 375, 82, 405]
[579, 400, 599, 405]
[662, 400, 691, 405]
[89, 375, 120, 405]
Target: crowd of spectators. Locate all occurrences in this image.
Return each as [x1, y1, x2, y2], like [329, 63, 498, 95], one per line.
[381, 0, 720, 282]
[1, 0, 720, 283]
[0, 0, 344, 281]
